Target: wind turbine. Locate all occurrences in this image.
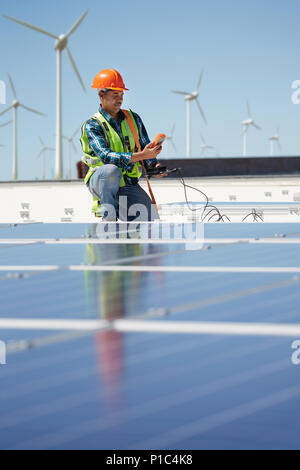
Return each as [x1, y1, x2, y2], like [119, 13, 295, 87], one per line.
[3, 10, 88, 180]
[199, 132, 215, 156]
[0, 74, 44, 180]
[172, 71, 207, 157]
[269, 127, 281, 156]
[37, 137, 55, 180]
[241, 102, 261, 157]
[165, 123, 176, 157]
[63, 127, 80, 179]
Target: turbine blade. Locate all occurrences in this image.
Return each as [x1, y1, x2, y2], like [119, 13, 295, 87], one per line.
[0, 105, 13, 117]
[199, 132, 205, 144]
[7, 74, 17, 99]
[20, 104, 45, 116]
[36, 149, 44, 159]
[252, 122, 261, 130]
[0, 144, 5, 147]
[277, 140, 282, 151]
[65, 9, 89, 38]
[62, 136, 69, 140]
[0, 120, 13, 128]
[196, 99, 207, 124]
[247, 101, 252, 118]
[171, 140, 177, 152]
[3, 14, 58, 39]
[38, 136, 44, 146]
[171, 123, 175, 136]
[171, 90, 190, 96]
[72, 141, 77, 153]
[71, 127, 80, 139]
[242, 125, 249, 135]
[196, 70, 204, 91]
[66, 47, 86, 91]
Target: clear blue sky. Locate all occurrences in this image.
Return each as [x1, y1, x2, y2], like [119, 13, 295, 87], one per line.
[0, 0, 300, 180]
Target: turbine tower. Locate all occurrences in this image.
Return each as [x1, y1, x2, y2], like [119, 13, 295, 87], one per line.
[0, 75, 44, 180]
[241, 102, 261, 157]
[172, 71, 207, 157]
[165, 123, 176, 157]
[200, 132, 214, 156]
[37, 137, 55, 180]
[269, 127, 281, 156]
[63, 127, 80, 179]
[3, 10, 88, 180]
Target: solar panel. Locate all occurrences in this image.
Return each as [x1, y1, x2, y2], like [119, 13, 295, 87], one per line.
[1, 222, 300, 449]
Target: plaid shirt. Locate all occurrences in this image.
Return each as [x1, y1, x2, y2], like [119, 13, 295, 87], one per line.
[83, 105, 157, 173]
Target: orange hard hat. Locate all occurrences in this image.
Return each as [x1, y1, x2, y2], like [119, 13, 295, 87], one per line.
[91, 69, 129, 91]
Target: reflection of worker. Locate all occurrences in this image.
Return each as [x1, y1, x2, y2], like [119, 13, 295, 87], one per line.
[84, 223, 167, 408]
[84, 224, 144, 410]
[80, 68, 166, 221]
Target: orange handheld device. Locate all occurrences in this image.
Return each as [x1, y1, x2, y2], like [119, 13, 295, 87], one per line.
[151, 133, 166, 147]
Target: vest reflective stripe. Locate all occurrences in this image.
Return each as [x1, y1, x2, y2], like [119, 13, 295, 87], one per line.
[81, 109, 142, 187]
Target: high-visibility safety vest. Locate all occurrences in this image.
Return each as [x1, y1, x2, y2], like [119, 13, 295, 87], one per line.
[80, 109, 143, 217]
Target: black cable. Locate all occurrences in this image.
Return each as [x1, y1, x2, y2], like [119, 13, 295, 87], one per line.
[242, 209, 264, 222]
[175, 168, 231, 222]
[172, 168, 263, 223]
[253, 209, 264, 222]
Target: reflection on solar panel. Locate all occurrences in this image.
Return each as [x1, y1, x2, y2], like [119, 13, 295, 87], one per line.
[1, 222, 300, 449]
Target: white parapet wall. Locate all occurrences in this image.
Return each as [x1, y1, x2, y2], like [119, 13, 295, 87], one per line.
[0, 176, 300, 223]
[0, 180, 95, 223]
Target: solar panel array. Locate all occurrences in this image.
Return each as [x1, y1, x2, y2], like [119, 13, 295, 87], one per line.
[1, 221, 300, 449]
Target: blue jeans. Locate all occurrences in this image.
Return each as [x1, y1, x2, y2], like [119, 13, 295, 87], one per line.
[88, 164, 159, 221]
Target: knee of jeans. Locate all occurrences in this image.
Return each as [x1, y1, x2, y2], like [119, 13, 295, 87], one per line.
[101, 164, 121, 183]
